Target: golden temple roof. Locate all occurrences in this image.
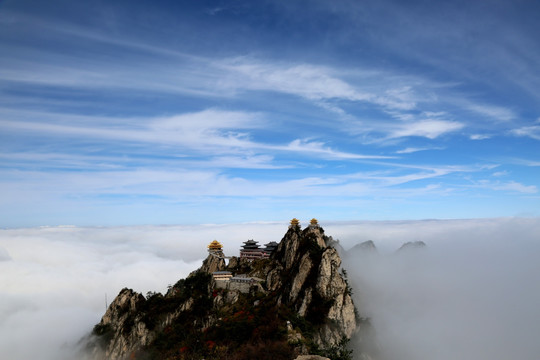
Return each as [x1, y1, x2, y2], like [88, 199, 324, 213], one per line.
[310, 218, 318, 225]
[207, 240, 223, 250]
[290, 218, 300, 226]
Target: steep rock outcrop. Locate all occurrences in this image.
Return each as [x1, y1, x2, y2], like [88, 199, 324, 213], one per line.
[273, 226, 302, 271]
[269, 225, 358, 348]
[197, 252, 226, 274]
[289, 253, 313, 303]
[315, 248, 356, 344]
[91, 289, 152, 359]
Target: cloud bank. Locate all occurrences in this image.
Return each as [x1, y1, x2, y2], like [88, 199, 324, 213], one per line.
[342, 217, 540, 360]
[1, 218, 540, 359]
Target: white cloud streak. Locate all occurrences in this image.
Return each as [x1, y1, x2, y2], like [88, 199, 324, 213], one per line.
[0, 108, 387, 161]
[465, 103, 517, 122]
[470, 134, 491, 140]
[0, 161, 479, 203]
[396, 147, 432, 154]
[275, 139, 393, 159]
[474, 180, 538, 194]
[511, 125, 540, 140]
[387, 119, 464, 140]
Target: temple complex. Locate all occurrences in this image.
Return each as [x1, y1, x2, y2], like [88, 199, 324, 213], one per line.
[239, 239, 266, 260]
[211, 218, 320, 292]
[239, 239, 279, 260]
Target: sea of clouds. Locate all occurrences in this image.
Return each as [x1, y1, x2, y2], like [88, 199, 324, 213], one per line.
[1, 218, 539, 360]
[342, 217, 540, 360]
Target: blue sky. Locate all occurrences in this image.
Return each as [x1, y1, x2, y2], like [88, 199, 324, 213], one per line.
[1, 0, 539, 227]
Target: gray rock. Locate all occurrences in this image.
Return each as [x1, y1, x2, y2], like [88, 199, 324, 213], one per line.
[289, 252, 313, 303]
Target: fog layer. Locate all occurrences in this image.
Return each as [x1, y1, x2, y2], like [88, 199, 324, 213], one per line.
[343, 218, 540, 360]
[1, 218, 539, 359]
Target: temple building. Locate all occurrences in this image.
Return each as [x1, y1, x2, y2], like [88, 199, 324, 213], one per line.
[309, 218, 319, 228]
[212, 271, 232, 281]
[264, 241, 278, 253]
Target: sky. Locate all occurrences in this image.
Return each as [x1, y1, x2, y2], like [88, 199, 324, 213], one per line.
[1, 218, 540, 359]
[0, 0, 539, 227]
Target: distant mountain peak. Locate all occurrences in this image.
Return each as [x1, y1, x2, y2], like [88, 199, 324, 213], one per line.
[397, 241, 427, 252]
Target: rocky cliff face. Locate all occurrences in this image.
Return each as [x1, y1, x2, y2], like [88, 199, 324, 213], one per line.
[268, 225, 357, 346]
[86, 224, 363, 360]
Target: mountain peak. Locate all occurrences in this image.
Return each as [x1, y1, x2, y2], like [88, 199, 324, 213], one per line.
[85, 220, 361, 360]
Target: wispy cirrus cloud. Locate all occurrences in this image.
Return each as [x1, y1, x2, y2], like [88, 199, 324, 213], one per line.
[0, 17, 516, 150]
[396, 146, 443, 154]
[510, 158, 540, 167]
[511, 124, 540, 140]
[0, 160, 487, 209]
[386, 119, 464, 140]
[217, 59, 418, 110]
[493, 181, 538, 194]
[346, 169, 454, 187]
[0, 110, 261, 153]
[465, 103, 517, 122]
[276, 139, 392, 160]
[1, 107, 389, 162]
[470, 134, 492, 140]
[218, 60, 371, 102]
[474, 180, 538, 194]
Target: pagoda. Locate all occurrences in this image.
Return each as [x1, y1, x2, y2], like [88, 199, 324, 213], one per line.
[309, 218, 319, 228]
[207, 240, 223, 252]
[289, 218, 300, 229]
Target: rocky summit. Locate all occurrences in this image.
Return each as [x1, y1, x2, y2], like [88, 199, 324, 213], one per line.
[85, 220, 365, 360]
